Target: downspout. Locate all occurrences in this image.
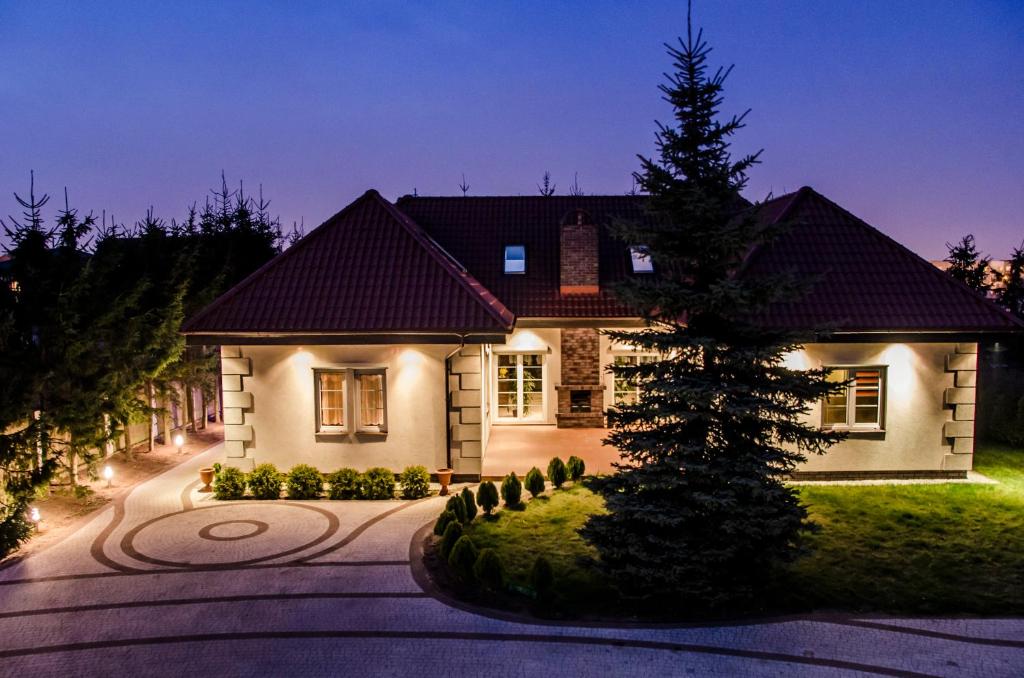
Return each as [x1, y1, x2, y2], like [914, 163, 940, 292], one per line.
[443, 336, 467, 470]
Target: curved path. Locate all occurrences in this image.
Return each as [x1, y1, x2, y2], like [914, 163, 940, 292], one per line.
[0, 444, 1021, 677]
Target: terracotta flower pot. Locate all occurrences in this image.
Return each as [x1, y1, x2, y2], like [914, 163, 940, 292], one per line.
[199, 467, 215, 493]
[436, 468, 453, 496]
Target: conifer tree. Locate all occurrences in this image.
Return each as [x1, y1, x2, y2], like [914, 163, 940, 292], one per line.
[997, 243, 1024, 318]
[944, 234, 991, 294]
[580, 16, 842, 607]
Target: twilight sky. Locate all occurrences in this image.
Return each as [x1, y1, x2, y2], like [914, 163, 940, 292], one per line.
[2, 0, 1021, 259]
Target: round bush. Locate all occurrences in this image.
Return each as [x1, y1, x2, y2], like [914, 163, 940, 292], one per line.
[447, 535, 479, 583]
[460, 487, 477, 522]
[473, 548, 505, 592]
[213, 466, 246, 500]
[500, 472, 522, 507]
[547, 457, 567, 489]
[286, 464, 323, 500]
[247, 464, 282, 500]
[445, 494, 467, 524]
[363, 467, 395, 500]
[434, 509, 458, 536]
[530, 555, 554, 599]
[398, 465, 430, 499]
[326, 468, 362, 499]
[566, 455, 586, 481]
[440, 520, 464, 559]
[524, 467, 545, 498]
[476, 481, 499, 515]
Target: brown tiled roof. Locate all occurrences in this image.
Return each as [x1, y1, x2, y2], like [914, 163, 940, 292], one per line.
[396, 195, 653, 318]
[186, 187, 1022, 338]
[741, 187, 1024, 333]
[182, 190, 514, 335]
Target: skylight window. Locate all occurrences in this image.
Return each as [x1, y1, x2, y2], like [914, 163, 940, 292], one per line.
[630, 246, 653, 273]
[504, 245, 526, 274]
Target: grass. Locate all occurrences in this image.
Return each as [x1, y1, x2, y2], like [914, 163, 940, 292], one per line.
[458, 443, 1024, 617]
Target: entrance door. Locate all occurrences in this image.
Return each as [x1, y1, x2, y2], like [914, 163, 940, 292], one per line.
[496, 353, 544, 421]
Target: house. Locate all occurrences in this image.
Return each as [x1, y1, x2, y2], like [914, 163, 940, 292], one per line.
[182, 187, 1024, 480]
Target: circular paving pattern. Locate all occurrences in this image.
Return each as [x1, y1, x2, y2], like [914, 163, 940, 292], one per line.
[198, 519, 270, 542]
[120, 503, 340, 568]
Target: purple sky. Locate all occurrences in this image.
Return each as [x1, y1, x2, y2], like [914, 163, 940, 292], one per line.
[2, 1, 1022, 259]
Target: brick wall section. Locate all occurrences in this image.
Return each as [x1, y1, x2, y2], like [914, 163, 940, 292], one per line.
[559, 212, 599, 294]
[560, 328, 600, 384]
[557, 327, 605, 428]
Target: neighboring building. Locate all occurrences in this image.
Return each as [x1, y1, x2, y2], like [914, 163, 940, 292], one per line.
[182, 187, 1024, 480]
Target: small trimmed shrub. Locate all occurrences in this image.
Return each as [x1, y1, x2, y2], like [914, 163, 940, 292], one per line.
[445, 494, 467, 524]
[248, 464, 282, 500]
[473, 548, 505, 592]
[398, 465, 430, 499]
[326, 468, 362, 499]
[214, 466, 246, 500]
[566, 455, 585, 481]
[476, 481, 499, 515]
[500, 472, 522, 507]
[286, 464, 323, 500]
[530, 555, 554, 600]
[447, 535, 479, 583]
[524, 467, 545, 498]
[363, 467, 396, 499]
[434, 509, 458, 536]
[460, 487, 477, 522]
[547, 457, 567, 489]
[440, 520, 464, 559]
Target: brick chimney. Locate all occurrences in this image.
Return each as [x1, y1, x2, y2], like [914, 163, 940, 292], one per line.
[560, 209, 599, 295]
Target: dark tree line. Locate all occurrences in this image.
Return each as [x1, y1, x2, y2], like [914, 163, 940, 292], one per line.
[0, 173, 283, 556]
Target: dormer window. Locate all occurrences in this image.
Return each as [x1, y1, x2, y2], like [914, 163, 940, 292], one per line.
[504, 245, 526, 274]
[630, 246, 653, 273]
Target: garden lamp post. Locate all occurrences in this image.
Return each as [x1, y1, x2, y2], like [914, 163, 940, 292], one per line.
[174, 434, 185, 455]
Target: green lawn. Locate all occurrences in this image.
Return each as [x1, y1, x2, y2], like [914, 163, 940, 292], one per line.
[460, 444, 1024, 617]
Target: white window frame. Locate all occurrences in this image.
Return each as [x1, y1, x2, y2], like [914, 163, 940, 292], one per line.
[315, 369, 349, 434]
[504, 245, 526, 274]
[493, 352, 546, 422]
[629, 245, 654, 273]
[821, 365, 886, 431]
[611, 352, 658, 406]
[355, 368, 388, 434]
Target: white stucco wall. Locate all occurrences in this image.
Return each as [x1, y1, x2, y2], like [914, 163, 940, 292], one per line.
[595, 333, 968, 473]
[786, 342, 965, 472]
[223, 343, 454, 473]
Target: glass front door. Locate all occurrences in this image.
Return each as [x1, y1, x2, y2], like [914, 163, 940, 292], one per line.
[496, 353, 544, 421]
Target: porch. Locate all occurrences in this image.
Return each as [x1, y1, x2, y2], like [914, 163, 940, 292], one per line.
[481, 425, 620, 479]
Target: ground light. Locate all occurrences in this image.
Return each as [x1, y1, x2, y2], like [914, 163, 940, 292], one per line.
[28, 507, 41, 531]
[174, 434, 185, 454]
[103, 464, 114, 488]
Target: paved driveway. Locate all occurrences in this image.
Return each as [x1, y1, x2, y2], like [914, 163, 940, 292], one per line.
[1, 443, 1022, 677]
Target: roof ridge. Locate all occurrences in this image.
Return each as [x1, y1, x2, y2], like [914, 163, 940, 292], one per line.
[368, 194, 515, 330]
[182, 190, 379, 332]
[798, 188, 1024, 328]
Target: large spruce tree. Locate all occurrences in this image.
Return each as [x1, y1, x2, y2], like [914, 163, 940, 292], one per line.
[580, 20, 842, 608]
